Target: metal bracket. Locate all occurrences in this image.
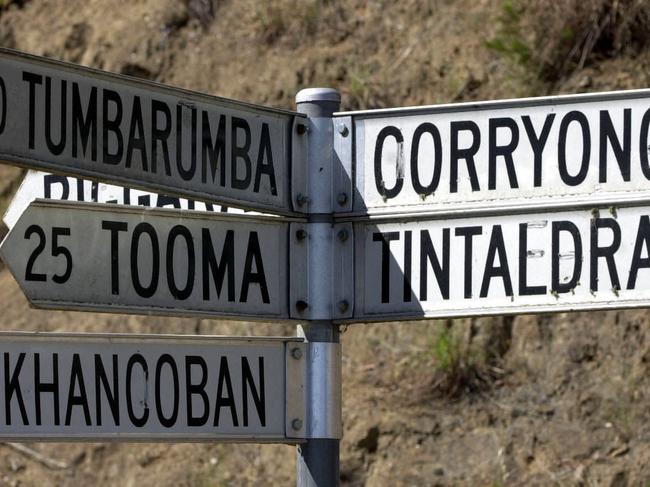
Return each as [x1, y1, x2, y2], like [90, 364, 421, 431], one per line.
[333, 116, 353, 213]
[289, 222, 354, 320]
[291, 117, 309, 213]
[285, 341, 308, 440]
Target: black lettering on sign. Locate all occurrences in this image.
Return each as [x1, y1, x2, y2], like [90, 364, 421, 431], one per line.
[95, 354, 120, 426]
[521, 114, 555, 187]
[22, 71, 43, 150]
[167, 225, 195, 300]
[65, 353, 91, 426]
[44, 77, 67, 156]
[102, 221, 128, 295]
[24, 224, 47, 282]
[372, 232, 400, 303]
[488, 117, 519, 190]
[185, 356, 209, 427]
[155, 354, 179, 428]
[590, 217, 621, 292]
[0, 76, 6, 135]
[126, 96, 148, 171]
[214, 356, 238, 427]
[627, 215, 650, 289]
[374, 126, 404, 200]
[34, 353, 60, 426]
[518, 223, 546, 296]
[240, 232, 270, 304]
[450, 121, 480, 193]
[126, 354, 149, 427]
[151, 99, 172, 176]
[241, 357, 265, 427]
[44, 174, 69, 200]
[558, 111, 590, 186]
[454, 226, 482, 298]
[176, 104, 197, 181]
[231, 117, 252, 190]
[202, 112, 226, 185]
[131, 223, 160, 298]
[599, 109, 631, 182]
[4, 353, 28, 426]
[156, 195, 181, 209]
[254, 123, 278, 195]
[420, 228, 450, 301]
[203, 229, 235, 301]
[639, 109, 650, 180]
[51, 227, 72, 284]
[551, 220, 583, 294]
[403, 230, 412, 303]
[102, 88, 124, 165]
[72, 83, 98, 161]
[410, 123, 442, 197]
[480, 225, 513, 298]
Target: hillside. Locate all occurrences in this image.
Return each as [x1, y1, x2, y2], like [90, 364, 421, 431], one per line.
[1, 0, 650, 485]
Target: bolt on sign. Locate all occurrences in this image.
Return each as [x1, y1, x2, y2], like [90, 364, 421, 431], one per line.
[0, 48, 305, 216]
[344, 90, 650, 216]
[3, 170, 263, 229]
[0, 200, 291, 321]
[0, 332, 306, 442]
[352, 204, 650, 322]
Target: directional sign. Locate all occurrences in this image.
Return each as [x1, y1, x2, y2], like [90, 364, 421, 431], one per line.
[0, 48, 305, 215]
[352, 204, 650, 321]
[3, 170, 260, 229]
[0, 200, 291, 320]
[344, 90, 650, 216]
[0, 332, 306, 442]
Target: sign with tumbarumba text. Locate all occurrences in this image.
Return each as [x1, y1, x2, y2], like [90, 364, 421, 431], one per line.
[0, 200, 291, 321]
[0, 332, 306, 442]
[0, 48, 304, 215]
[345, 90, 650, 216]
[352, 204, 650, 321]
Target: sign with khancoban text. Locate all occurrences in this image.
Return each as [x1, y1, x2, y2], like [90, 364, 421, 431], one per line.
[346, 90, 650, 216]
[0, 48, 304, 215]
[0, 200, 291, 320]
[0, 332, 306, 442]
[353, 205, 650, 321]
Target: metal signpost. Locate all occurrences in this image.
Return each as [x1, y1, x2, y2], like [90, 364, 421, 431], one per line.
[0, 332, 306, 442]
[4, 47, 650, 486]
[0, 48, 306, 215]
[1, 200, 291, 321]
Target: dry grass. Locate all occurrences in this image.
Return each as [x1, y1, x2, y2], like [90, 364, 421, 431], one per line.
[489, 0, 650, 83]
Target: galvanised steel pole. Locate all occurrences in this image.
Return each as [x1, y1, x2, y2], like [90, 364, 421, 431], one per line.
[295, 88, 342, 487]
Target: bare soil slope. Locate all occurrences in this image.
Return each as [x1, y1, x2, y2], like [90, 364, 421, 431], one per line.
[1, 1, 650, 485]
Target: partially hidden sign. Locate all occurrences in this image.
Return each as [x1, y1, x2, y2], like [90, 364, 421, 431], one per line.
[0, 200, 291, 321]
[0, 48, 304, 215]
[0, 332, 306, 442]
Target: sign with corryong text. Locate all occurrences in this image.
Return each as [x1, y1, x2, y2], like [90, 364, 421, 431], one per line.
[0, 200, 290, 321]
[0, 332, 305, 442]
[347, 90, 650, 216]
[0, 48, 304, 215]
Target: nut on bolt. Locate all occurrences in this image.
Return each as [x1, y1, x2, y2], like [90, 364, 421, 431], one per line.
[291, 347, 303, 360]
[296, 193, 310, 207]
[337, 300, 349, 313]
[337, 192, 348, 206]
[296, 228, 307, 241]
[338, 124, 349, 137]
[337, 229, 348, 242]
[295, 300, 309, 312]
[291, 418, 303, 431]
[296, 123, 308, 135]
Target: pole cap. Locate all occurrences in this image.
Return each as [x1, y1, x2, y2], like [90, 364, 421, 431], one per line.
[295, 88, 341, 105]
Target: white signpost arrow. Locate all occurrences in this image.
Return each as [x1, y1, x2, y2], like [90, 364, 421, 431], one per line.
[0, 332, 306, 442]
[3, 170, 259, 229]
[0, 48, 306, 216]
[0, 200, 291, 321]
